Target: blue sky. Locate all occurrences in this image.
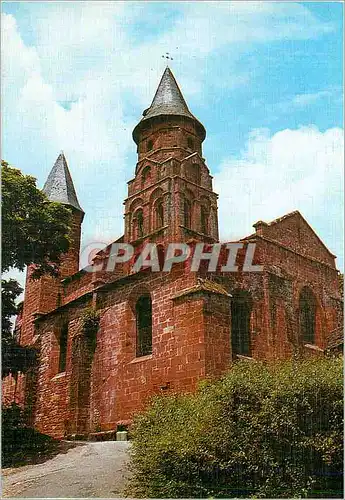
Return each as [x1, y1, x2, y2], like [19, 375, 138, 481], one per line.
[2, 1, 344, 275]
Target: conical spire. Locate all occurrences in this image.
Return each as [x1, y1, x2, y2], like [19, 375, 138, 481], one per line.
[143, 67, 194, 120]
[43, 152, 84, 213]
[133, 67, 205, 142]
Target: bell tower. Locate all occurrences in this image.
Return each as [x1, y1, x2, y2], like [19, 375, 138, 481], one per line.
[124, 67, 219, 248]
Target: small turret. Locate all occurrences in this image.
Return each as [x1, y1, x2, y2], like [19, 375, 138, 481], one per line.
[20, 153, 84, 345]
[43, 152, 84, 214]
[132, 67, 206, 162]
[133, 67, 205, 143]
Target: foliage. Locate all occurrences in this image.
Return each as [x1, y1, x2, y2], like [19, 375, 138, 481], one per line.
[1, 279, 23, 338]
[2, 160, 72, 277]
[128, 358, 343, 498]
[1, 279, 38, 378]
[117, 423, 128, 432]
[81, 307, 100, 338]
[78, 307, 100, 356]
[2, 342, 38, 379]
[2, 403, 58, 467]
[1, 160, 72, 377]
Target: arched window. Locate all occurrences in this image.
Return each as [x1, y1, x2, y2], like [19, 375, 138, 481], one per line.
[200, 205, 209, 234]
[184, 200, 191, 228]
[147, 140, 153, 152]
[136, 295, 152, 356]
[187, 137, 194, 150]
[142, 166, 151, 185]
[231, 290, 252, 357]
[134, 209, 144, 239]
[58, 323, 68, 373]
[299, 287, 316, 344]
[155, 200, 164, 229]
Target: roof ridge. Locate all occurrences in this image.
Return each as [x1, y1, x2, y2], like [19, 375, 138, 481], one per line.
[267, 210, 300, 226]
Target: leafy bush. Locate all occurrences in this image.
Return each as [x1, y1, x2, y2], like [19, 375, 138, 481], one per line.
[2, 340, 37, 378]
[128, 358, 343, 498]
[117, 423, 128, 432]
[81, 307, 100, 337]
[2, 403, 59, 467]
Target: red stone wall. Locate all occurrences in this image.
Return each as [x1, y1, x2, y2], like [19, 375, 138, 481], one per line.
[257, 238, 340, 353]
[137, 117, 203, 162]
[19, 209, 83, 347]
[254, 213, 336, 267]
[33, 310, 87, 438]
[62, 271, 93, 305]
[30, 268, 205, 437]
[89, 269, 203, 432]
[203, 293, 231, 378]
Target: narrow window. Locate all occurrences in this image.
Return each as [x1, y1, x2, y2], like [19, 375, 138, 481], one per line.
[184, 200, 191, 228]
[58, 323, 68, 373]
[136, 209, 144, 238]
[187, 137, 194, 150]
[147, 140, 153, 152]
[155, 201, 164, 229]
[231, 291, 252, 357]
[299, 287, 316, 344]
[136, 295, 152, 356]
[200, 205, 209, 234]
[157, 245, 165, 270]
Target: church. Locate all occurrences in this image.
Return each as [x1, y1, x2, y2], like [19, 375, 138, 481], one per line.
[4, 67, 342, 439]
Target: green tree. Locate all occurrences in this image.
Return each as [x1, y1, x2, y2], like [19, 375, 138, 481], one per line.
[2, 160, 72, 377]
[128, 358, 343, 499]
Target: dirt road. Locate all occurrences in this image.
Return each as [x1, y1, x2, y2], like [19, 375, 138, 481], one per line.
[2, 441, 131, 498]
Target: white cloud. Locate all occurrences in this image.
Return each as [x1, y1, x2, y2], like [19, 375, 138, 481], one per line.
[1, 2, 341, 286]
[154, 1, 333, 59]
[275, 87, 343, 113]
[2, 12, 134, 249]
[291, 91, 333, 107]
[5, 2, 333, 104]
[214, 125, 344, 267]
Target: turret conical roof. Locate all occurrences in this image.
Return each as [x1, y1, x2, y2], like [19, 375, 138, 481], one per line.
[133, 67, 205, 142]
[43, 153, 84, 213]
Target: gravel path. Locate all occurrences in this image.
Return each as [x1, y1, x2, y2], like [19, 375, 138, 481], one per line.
[2, 441, 131, 498]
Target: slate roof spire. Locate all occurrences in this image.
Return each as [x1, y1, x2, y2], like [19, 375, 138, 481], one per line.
[43, 152, 84, 213]
[133, 66, 206, 142]
[143, 66, 194, 120]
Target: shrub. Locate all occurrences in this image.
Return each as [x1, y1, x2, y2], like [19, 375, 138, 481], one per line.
[2, 403, 59, 467]
[81, 307, 100, 337]
[128, 358, 343, 498]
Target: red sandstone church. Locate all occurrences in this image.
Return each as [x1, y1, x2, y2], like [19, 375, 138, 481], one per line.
[4, 68, 343, 439]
